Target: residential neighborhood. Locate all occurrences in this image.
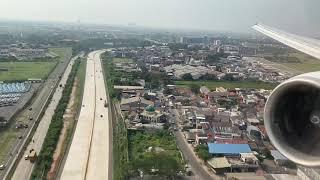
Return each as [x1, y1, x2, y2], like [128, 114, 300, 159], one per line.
[105, 38, 311, 179]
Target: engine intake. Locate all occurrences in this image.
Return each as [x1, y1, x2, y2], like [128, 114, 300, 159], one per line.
[265, 72, 320, 167]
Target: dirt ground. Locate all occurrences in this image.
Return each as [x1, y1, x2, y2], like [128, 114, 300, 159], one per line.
[47, 79, 78, 180]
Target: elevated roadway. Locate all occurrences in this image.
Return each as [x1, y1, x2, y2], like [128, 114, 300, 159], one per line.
[60, 50, 110, 180]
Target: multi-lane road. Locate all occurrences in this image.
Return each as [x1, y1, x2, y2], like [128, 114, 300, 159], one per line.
[60, 50, 111, 180]
[10, 54, 79, 180]
[0, 50, 73, 180]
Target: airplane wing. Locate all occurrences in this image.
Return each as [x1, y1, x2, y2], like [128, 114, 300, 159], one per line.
[252, 23, 320, 60]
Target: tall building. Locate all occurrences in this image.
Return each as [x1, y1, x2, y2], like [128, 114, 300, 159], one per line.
[203, 35, 209, 45]
[214, 40, 222, 46]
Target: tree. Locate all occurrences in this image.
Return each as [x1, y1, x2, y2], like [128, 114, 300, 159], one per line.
[132, 152, 181, 178]
[223, 74, 236, 81]
[199, 73, 217, 80]
[163, 88, 173, 95]
[195, 144, 211, 161]
[190, 84, 200, 94]
[182, 73, 193, 80]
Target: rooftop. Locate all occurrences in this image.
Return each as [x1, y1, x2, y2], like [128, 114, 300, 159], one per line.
[270, 150, 289, 161]
[120, 97, 153, 106]
[207, 157, 231, 169]
[208, 143, 251, 155]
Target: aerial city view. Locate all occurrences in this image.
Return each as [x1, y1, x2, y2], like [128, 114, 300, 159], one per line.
[0, 0, 319, 180]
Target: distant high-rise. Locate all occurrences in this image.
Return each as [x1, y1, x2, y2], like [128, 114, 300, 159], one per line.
[203, 35, 209, 45]
[214, 40, 221, 46]
[179, 37, 185, 44]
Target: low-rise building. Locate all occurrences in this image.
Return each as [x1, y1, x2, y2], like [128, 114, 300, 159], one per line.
[270, 150, 291, 166]
[208, 143, 252, 157]
[207, 157, 231, 174]
[139, 106, 166, 123]
[120, 97, 153, 112]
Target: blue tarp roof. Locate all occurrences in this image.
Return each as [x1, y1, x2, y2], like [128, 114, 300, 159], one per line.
[208, 143, 251, 155]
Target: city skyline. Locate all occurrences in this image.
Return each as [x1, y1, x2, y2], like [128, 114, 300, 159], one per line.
[1, 0, 320, 36]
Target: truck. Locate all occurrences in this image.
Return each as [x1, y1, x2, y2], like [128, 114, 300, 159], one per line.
[24, 149, 37, 163]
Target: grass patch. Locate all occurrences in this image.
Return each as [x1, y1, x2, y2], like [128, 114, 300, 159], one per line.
[0, 128, 20, 162]
[273, 53, 320, 73]
[113, 111, 129, 180]
[49, 47, 72, 62]
[0, 62, 57, 81]
[0, 47, 71, 81]
[73, 59, 86, 110]
[102, 53, 129, 179]
[112, 58, 133, 64]
[128, 130, 184, 177]
[31, 59, 80, 180]
[175, 80, 277, 90]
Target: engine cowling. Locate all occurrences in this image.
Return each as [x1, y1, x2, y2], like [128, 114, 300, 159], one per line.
[264, 71, 320, 167]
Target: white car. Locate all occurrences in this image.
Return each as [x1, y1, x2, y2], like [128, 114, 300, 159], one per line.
[0, 164, 6, 170]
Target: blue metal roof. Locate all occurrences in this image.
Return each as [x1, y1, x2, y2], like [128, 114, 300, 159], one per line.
[208, 143, 251, 155]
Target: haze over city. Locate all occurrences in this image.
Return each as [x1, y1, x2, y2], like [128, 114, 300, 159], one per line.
[1, 1, 320, 180]
[1, 0, 320, 35]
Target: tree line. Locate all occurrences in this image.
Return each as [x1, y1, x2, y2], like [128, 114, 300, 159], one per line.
[30, 59, 80, 179]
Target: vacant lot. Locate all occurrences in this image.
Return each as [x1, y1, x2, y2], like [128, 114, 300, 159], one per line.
[49, 47, 72, 62]
[128, 130, 184, 177]
[175, 80, 277, 90]
[0, 47, 71, 81]
[272, 53, 320, 73]
[0, 62, 57, 81]
[112, 58, 133, 64]
[0, 128, 20, 162]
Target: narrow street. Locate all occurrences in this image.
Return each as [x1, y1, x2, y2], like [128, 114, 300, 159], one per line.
[170, 108, 221, 180]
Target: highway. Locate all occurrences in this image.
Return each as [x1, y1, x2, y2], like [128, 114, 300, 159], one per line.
[60, 50, 110, 180]
[10, 55, 78, 180]
[0, 50, 73, 180]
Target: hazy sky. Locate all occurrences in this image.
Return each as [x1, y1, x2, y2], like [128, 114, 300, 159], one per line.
[1, 0, 320, 35]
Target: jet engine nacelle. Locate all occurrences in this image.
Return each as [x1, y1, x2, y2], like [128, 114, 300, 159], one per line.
[265, 71, 320, 167]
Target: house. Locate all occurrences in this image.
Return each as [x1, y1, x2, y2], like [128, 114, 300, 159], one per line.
[120, 97, 153, 112]
[208, 143, 251, 156]
[246, 118, 260, 126]
[208, 92, 228, 102]
[225, 173, 267, 180]
[270, 150, 290, 166]
[240, 153, 259, 165]
[139, 106, 166, 123]
[195, 133, 208, 145]
[215, 139, 248, 144]
[200, 86, 210, 95]
[207, 157, 231, 174]
[216, 87, 227, 92]
[247, 125, 262, 141]
[195, 111, 206, 128]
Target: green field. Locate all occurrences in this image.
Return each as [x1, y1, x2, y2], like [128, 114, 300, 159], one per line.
[280, 53, 320, 73]
[0, 47, 71, 81]
[128, 130, 184, 177]
[49, 47, 72, 62]
[112, 58, 133, 64]
[0, 62, 57, 81]
[0, 128, 20, 162]
[175, 80, 277, 90]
